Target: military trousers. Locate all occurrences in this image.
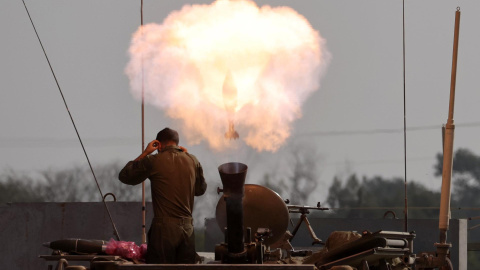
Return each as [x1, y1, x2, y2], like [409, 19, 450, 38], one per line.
[146, 216, 195, 264]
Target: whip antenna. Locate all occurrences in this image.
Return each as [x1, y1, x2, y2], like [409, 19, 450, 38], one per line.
[21, 0, 121, 241]
[140, 0, 147, 244]
[402, 0, 409, 233]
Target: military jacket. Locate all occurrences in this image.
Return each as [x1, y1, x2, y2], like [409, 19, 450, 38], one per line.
[119, 145, 207, 218]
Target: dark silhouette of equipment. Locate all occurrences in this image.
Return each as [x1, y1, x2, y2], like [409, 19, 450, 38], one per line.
[287, 202, 328, 246]
[215, 163, 291, 263]
[216, 184, 289, 247]
[304, 230, 416, 269]
[43, 239, 107, 254]
[215, 162, 256, 263]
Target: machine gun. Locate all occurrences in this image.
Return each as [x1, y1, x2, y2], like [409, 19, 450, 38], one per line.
[286, 200, 329, 246]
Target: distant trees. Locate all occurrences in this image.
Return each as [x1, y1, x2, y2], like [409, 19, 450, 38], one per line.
[259, 143, 443, 218]
[261, 143, 320, 205]
[326, 174, 361, 212]
[287, 143, 320, 205]
[39, 166, 99, 202]
[326, 174, 440, 219]
[2, 147, 479, 219]
[321, 147, 480, 220]
[0, 170, 44, 202]
[0, 162, 149, 204]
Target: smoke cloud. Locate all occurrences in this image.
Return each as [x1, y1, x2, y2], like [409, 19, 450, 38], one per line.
[126, 0, 330, 152]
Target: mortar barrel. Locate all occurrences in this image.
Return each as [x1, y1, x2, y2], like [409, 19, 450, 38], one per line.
[218, 162, 248, 254]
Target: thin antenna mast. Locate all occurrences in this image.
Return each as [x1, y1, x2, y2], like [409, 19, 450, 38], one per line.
[140, 0, 147, 244]
[21, 0, 121, 241]
[402, 0, 408, 232]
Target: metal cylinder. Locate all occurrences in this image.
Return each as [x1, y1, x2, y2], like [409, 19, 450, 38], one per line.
[43, 239, 107, 253]
[218, 162, 248, 255]
[439, 8, 461, 242]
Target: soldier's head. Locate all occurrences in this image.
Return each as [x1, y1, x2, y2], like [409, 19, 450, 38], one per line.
[156, 128, 179, 146]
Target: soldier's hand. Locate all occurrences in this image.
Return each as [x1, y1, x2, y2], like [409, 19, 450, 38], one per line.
[145, 140, 160, 154]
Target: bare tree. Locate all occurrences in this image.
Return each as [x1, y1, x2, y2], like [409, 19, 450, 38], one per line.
[0, 162, 151, 203]
[38, 166, 98, 201]
[96, 162, 151, 202]
[0, 169, 44, 203]
[260, 143, 320, 205]
[287, 143, 320, 205]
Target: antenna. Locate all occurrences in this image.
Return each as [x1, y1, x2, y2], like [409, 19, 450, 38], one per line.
[140, 0, 147, 244]
[402, 0, 408, 232]
[21, 0, 121, 241]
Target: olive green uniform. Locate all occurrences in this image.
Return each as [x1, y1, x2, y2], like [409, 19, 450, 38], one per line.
[119, 145, 207, 263]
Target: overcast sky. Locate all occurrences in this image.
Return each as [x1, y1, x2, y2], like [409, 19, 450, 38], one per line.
[2, 0, 479, 203]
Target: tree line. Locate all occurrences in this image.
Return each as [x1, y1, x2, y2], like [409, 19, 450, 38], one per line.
[2, 148, 479, 220]
[0, 162, 148, 203]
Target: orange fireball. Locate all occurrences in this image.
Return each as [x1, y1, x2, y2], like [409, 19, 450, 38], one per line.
[126, 0, 330, 151]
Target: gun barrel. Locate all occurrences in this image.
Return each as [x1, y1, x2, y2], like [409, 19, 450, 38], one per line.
[287, 205, 329, 211]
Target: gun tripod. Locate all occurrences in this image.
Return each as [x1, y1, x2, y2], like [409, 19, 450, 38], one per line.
[287, 202, 328, 246]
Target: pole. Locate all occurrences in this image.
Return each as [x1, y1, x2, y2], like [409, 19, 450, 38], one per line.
[438, 6, 460, 245]
[140, 0, 147, 244]
[402, 0, 408, 233]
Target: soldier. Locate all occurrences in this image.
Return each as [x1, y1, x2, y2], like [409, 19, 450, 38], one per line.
[119, 127, 207, 263]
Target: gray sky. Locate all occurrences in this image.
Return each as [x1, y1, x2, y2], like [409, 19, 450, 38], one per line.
[1, 0, 479, 203]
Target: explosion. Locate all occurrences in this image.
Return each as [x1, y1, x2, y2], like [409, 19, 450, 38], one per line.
[126, 0, 330, 152]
